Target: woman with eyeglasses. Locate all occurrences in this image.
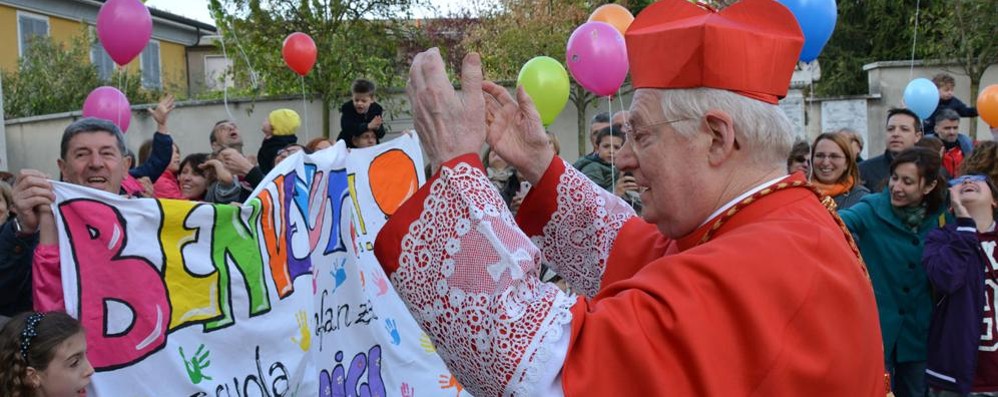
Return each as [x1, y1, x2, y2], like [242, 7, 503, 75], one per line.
[786, 139, 810, 176]
[922, 174, 998, 396]
[810, 132, 869, 210]
[839, 147, 952, 397]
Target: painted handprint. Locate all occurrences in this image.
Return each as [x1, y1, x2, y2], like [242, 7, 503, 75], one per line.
[330, 258, 347, 293]
[401, 383, 415, 397]
[438, 374, 464, 397]
[291, 310, 311, 351]
[179, 344, 212, 384]
[419, 333, 436, 353]
[373, 271, 389, 296]
[385, 318, 401, 345]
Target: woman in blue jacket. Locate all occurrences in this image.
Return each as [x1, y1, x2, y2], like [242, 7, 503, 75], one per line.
[923, 174, 998, 396]
[840, 147, 951, 397]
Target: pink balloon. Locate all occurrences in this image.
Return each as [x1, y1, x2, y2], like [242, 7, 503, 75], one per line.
[97, 0, 152, 66]
[83, 87, 131, 133]
[566, 21, 629, 97]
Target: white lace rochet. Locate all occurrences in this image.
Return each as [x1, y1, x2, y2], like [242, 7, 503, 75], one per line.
[391, 162, 576, 397]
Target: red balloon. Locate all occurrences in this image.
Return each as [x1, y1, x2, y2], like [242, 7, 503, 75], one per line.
[282, 32, 317, 76]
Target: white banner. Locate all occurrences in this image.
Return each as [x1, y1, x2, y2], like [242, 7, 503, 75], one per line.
[46, 135, 467, 396]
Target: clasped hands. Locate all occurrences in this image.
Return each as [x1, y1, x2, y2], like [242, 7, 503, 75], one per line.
[407, 48, 553, 183]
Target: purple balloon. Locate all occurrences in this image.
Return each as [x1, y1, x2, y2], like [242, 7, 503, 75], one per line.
[566, 21, 629, 97]
[83, 86, 131, 133]
[97, 0, 152, 66]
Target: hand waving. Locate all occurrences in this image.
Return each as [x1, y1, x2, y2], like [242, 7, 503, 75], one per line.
[148, 93, 175, 132]
[407, 49, 486, 172]
[482, 83, 554, 183]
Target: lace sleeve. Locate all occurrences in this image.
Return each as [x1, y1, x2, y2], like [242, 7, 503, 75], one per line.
[376, 154, 577, 397]
[516, 158, 636, 298]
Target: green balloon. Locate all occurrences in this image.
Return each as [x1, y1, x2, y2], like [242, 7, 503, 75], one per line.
[517, 56, 570, 127]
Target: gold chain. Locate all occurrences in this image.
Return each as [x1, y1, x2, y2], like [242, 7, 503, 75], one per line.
[697, 180, 870, 279]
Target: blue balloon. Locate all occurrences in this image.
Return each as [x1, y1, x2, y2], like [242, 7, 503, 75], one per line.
[903, 78, 940, 120]
[778, 0, 838, 62]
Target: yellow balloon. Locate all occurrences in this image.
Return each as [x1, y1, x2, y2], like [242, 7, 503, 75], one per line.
[588, 4, 635, 37]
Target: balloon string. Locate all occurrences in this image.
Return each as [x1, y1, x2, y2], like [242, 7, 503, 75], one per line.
[300, 75, 309, 136]
[909, 0, 921, 81]
[808, 79, 815, 180]
[216, 23, 235, 121]
[116, 67, 121, 127]
[616, 87, 626, 127]
[608, 94, 615, 192]
[225, 19, 259, 90]
[613, 88, 627, 194]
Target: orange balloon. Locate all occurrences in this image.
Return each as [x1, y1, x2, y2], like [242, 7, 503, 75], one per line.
[978, 84, 998, 127]
[588, 4, 635, 37]
[368, 149, 419, 216]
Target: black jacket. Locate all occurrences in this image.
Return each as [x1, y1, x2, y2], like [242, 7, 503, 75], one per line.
[0, 219, 38, 316]
[924, 97, 978, 133]
[858, 150, 895, 193]
[337, 101, 386, 147]
[257, 135, 298, 176]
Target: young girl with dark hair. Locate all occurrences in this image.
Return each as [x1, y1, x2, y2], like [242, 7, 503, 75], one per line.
[0, 311, 93, 397]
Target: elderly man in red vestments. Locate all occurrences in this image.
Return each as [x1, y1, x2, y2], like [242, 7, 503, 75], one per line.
[375, 0, 886, 395]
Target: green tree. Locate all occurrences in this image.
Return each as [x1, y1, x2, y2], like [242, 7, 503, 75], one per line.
[207, 0, 420, 138]
[813, 1, 948, 97]
[2, 34, 159, 120]
[923, 0, 998, 138]
[464, 0, 607, 157]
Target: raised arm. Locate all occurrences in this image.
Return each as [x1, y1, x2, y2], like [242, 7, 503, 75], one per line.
[923, 219, 980, 294]
[376, 154, 574, 397]
[481, 81, 635, 298]
[376, 49, 574, 396]
[130, 94, 175, 181]
[515, 157, 635, 297]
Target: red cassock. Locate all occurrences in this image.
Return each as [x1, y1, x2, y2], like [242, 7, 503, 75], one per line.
[376, 154, 886, 396]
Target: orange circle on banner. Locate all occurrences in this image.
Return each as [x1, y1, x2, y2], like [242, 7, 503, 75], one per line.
[369, 149, 418, 216]
[588, 4, 635, 37]
[978, 84, 998, 127]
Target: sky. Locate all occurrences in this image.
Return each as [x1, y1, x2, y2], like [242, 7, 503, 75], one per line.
[143, 0, 474, 26]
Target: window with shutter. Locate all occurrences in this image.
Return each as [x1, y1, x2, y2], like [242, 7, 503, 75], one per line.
[17, 12, 50, 58]
[91, 42, 115, 81]
[141, 41, 161, 89]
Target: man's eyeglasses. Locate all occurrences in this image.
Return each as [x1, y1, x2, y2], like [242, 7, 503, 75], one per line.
[949, 174, 988, 187]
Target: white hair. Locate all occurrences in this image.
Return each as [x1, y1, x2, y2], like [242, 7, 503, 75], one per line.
[656, 88, 794, 167]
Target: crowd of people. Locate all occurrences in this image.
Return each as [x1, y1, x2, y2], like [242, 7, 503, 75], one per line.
[0, 78, 390, 395]
[0, 1, 996, 394]
[771, 73, 996, 397]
